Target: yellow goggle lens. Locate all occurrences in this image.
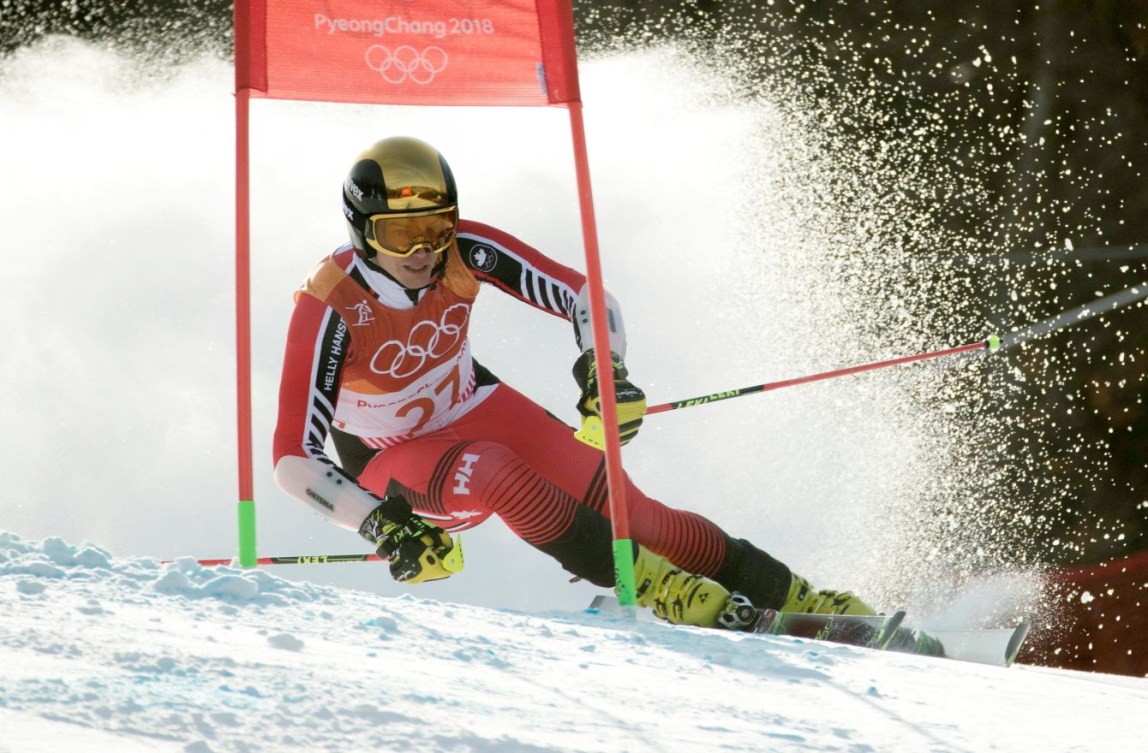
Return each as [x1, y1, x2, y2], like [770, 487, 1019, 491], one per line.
[366, 208, 458, 258]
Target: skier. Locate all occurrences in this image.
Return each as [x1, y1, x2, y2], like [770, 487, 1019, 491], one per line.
[272, 136, 876, 629]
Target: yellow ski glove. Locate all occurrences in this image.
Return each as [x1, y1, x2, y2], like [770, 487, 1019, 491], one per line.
[360, 497, 464, 584]
[572, 349, 647, 450]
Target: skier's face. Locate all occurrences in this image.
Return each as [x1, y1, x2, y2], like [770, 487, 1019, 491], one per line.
[373, 245, 439, 289]
[364, 210, 456, 289]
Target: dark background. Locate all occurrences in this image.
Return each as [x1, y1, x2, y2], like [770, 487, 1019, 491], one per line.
[3, 0, 1145, 672]
[576, 0, 1148, 569]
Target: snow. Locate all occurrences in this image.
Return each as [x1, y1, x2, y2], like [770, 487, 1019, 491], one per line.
[2, 533, 1144, 753]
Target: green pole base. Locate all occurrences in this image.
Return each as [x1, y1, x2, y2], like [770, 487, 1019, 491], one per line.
[237, 499, 257, 568]
[613, 538, 637, 606]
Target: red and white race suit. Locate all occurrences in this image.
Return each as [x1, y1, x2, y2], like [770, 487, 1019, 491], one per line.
[272, 220, 740, 584]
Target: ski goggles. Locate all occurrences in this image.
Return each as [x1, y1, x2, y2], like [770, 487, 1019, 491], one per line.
[365, 207, 459, 258]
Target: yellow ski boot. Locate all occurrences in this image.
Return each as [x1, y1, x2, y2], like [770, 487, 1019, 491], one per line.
[631, 546, 730, 627]
[782, 574, 877, 616]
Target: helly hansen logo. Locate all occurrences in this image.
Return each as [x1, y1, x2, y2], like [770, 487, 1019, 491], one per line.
[452, 453, 480, 495]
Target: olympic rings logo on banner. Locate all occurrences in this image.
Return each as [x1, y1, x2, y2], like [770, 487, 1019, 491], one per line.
[369, 303, 470, 378]
[365, 45, 449, 85]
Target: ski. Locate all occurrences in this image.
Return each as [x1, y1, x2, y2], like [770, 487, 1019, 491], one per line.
[587, 595, 904, 651]
[753, 608, 907, 650]
[887, 622, 1031, 667]
[587, 595, 1030, 666]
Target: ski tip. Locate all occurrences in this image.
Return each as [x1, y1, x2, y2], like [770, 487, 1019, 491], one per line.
[1004, 622, 1031, 667]
[875, 610, 909, 650]
[986, 334, 1002, 352]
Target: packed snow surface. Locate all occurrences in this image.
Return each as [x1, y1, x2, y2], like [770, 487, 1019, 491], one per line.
[1, 533, 1143, 753]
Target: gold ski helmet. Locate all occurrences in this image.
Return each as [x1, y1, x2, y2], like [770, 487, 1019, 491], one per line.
[342, 136, 459, 259]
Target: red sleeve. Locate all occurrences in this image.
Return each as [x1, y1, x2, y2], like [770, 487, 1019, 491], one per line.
[272, 292, 346, 467]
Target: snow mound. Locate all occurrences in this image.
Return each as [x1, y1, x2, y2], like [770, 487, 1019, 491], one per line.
[1, 533, 1145, 753]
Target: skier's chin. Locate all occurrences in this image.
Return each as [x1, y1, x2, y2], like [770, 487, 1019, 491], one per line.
[398, 265, 433, 288]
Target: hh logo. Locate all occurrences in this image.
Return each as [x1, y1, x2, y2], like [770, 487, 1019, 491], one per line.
[452, 453, 480, 495]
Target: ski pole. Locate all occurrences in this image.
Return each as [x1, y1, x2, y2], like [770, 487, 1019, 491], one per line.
[647, 335, 1001, 415]
[170, 553, 385, 567]
[185, 337, 998, 568]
